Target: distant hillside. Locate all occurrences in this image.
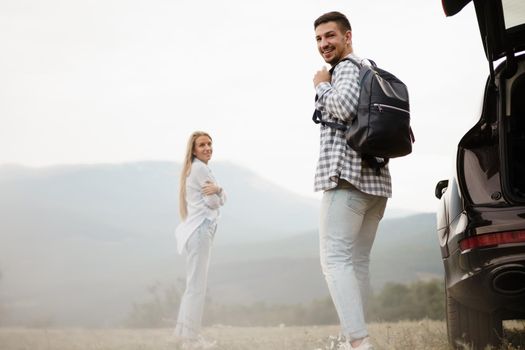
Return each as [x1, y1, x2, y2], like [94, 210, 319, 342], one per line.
[0, 162, 440, 327]
[0, 161, 319, 245]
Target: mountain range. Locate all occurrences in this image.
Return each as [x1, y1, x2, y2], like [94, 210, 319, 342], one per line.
[0, 162, 441, 327]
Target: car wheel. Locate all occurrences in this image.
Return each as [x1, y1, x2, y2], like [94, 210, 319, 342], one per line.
[446, 288, 503, 349]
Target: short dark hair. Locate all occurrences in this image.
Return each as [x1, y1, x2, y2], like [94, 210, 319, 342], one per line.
[314, 11, 352, 32]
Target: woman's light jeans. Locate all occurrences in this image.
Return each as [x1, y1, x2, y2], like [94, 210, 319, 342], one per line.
[175, 219, 217, 339]
[320, 184, 387, 340]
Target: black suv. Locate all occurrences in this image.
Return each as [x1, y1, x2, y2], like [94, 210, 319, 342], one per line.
[435, 0, 525, 349]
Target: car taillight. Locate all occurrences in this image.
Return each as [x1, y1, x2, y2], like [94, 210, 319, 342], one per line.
[459, 230, 525, 251]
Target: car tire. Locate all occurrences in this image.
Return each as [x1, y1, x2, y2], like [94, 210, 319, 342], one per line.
[446, 288, 503, 350]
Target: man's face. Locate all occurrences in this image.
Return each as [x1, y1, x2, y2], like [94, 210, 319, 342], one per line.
[315, 21, 352, 66]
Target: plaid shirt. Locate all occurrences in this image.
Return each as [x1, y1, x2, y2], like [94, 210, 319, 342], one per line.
[314, 53, 392, 197]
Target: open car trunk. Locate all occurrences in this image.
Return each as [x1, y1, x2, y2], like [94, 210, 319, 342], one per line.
[458, 53, 525, 206]
[444, 0, 525, 205]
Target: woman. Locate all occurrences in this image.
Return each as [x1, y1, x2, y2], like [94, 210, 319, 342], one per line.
[174, 131, 226, 348]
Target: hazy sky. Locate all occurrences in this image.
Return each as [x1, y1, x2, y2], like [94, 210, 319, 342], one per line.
[1, 0, 488, 212]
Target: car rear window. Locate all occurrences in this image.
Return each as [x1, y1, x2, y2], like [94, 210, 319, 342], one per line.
[503, 0, 525, 29]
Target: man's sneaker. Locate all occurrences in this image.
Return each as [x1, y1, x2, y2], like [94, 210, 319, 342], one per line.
[338, 337, 374, 350]
[317, 335, 373, 350]
[343, 337, 374, 350]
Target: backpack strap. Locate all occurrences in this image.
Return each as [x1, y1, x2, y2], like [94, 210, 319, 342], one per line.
[312, 57, 360, 130]
[312, 56, 376, 129]
[312, 92, 347, 130]
[312, 108, 346, 131]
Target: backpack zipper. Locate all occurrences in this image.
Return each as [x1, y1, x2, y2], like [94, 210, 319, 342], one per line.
[373, 103, 409, 115]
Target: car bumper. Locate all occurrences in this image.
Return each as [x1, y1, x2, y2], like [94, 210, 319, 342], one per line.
[444, 245, 525, 317]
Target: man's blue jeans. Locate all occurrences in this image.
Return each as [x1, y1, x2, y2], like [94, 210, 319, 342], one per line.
[319, 184, 387, 340]
[175, 219, 217, 339]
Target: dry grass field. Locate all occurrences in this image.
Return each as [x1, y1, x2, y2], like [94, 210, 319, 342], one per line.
[0, 320, 524, 350]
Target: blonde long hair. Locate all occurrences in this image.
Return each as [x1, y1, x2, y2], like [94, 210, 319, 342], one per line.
[179, 131, 212, 220]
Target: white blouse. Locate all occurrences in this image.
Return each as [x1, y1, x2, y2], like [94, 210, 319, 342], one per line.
[175, 159, 226, 253]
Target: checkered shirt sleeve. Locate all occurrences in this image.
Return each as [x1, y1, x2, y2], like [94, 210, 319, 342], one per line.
[313, 55, 392, 197]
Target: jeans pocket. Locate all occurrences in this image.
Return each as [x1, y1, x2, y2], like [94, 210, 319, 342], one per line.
[344, 188, 370, 214]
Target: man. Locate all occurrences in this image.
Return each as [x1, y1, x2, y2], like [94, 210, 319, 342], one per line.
[312, 11, 391, 350]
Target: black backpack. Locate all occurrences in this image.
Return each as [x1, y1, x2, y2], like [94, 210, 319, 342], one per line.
[313, 57, 414, 173]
